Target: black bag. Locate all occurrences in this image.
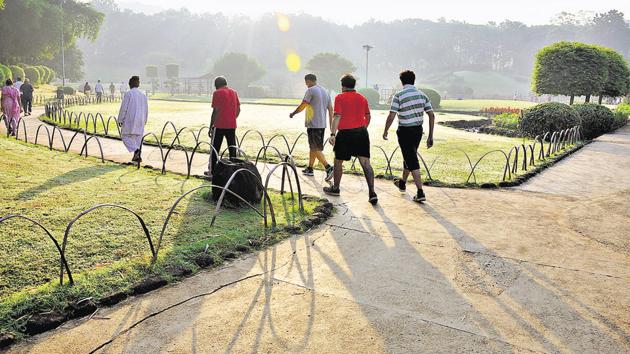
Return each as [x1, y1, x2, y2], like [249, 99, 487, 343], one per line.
[211, 158, 263, 206]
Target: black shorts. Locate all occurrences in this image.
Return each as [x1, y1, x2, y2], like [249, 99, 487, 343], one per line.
[397, 125, 423, 171]
[334, 127, 370, 161]
[307, 128, 325, 151]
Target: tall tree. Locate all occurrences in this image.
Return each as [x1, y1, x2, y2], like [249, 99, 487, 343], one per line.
[305, 53, 357, 91]
[597, 46, 630, 103]
[532, 42, 608, 104]
[212, 53, 265, 91]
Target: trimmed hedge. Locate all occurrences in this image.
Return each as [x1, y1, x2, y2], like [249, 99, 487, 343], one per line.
[573, 103, 614, 140]
[520, 102, 580, 137]
[613, 103, 630, 129]
[59, 86, 76, 95]
[358, 88, 380, 107]
[0, 64, 12, 85]
[9, 65, 25, 81]
[419, 87, 441, 109]
[23, 66, 40, 85]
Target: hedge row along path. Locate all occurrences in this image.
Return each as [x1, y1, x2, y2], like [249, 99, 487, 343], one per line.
[7, 107, 630, 353]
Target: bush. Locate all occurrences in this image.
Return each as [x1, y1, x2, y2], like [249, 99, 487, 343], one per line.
[35, 66, 46, 83]
[0, 64, 12, 85]
[573, 103, 614, 140]
[612, 103, 630, 129]
[358, 88, 380, 107]
[520, 102, 580, 137]
[9, 65, 25, 81]
[40, 66, 53, 83]
[23, 66, 40, 85]
[59, 86, 76, 95]
[419, 87, 441, 109]
[493, 112, 520, 130]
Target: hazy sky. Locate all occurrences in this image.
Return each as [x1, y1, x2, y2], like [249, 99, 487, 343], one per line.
[116, 0, 630, 25]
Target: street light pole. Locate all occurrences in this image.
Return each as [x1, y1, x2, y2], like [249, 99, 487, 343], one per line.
[60, 0, 66, 86]
[362, 44, 373, 88]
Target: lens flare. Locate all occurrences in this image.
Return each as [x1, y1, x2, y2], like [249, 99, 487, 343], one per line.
[286, 52, 301, 72]
[276, 13, 291, 32]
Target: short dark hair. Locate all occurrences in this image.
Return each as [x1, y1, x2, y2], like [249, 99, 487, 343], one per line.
[340, 74, 356, 89]
[129, 76, 140, 88]
[17, 77, 21, 81]
[399, 70, 415, 85]
[214, 76, 227, 89]
[5, 79, 12, 86]
[304, 73, 317, 82]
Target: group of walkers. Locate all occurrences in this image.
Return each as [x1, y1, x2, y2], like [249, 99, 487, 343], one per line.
[82, 80, 126, 103]
[116, 69, 435, 204]
[1, 77, 34, 136]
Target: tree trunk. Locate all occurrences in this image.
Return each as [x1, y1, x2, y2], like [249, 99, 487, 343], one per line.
[598, 95, 603, 105]
[585, 94, 591, 103]
[570, 95, 574, 105]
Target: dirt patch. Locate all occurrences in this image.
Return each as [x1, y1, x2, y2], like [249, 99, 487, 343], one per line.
[453, 251, 522, 296]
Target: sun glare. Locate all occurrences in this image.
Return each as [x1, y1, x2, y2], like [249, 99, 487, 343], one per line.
[285, 52, 301, 72]
[276, 13, 291, 32]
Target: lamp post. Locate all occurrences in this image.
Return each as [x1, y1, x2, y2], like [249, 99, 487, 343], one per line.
[60, 0, 66, 86]
[362, 44, 373, 88]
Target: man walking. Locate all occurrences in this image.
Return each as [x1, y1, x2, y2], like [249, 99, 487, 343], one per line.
[19, 78, 34, 116]
[289, 73, 334, 180]
[383, 70, 435, 202]
[119, 82, 127, 97]
[95, 80, 104, 103]
[117, 76, 148, 163]
[109, 82, 116, 98]
[324, 74, 378, 205]
[13, 77, 23, 92]
[204, 76, 240, 179]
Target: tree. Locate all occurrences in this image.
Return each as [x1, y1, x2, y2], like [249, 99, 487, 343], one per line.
[597, 46, 630, 103]
[532, 42, 608, 104]
[146, 65, 159, 79]
[8, 65, 24, 81]
[212, 53, 265, 92]
[305, 53, 356, 92]
[23, 66, 40, 85]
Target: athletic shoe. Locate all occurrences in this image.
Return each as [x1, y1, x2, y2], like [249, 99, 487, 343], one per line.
[369, 192, 378, 205]
[323, 186, 340, 196]
[203, 171, 213, 180]
[394, 179, 406, 193]
[413, 189, 426, 203]
[325, 165, 334, 181]
[302, 167, 314, 176]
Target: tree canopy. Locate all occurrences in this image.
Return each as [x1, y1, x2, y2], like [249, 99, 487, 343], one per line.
[0, 0, 103, 80]
[532, 42, 608, 102]
[212, 53, 265, 91]
[598, 47, 630, 100]
[305, 53, 356, 91]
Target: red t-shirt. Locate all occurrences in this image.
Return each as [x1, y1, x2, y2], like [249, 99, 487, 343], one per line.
[333, 91, 370, 130]
[212, 87, 240, 129]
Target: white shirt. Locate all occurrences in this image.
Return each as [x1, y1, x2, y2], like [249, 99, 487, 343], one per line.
[119, 84, 127, 93]
[117, 88, 148, 135]
[95, 83, 104, 93]
[14, 81, 23, 91]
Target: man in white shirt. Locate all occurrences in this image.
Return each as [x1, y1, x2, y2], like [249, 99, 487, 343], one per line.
[117, 76, 148, 163]
[119, 82, 127, 96]
[13, 77, 23, 92]
[95, 80, 104, 103]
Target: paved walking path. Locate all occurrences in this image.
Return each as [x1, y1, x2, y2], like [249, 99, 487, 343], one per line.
[7, 108, 630, 353]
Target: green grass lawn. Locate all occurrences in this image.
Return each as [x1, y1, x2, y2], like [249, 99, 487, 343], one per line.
[54, 100, 533, 185]
[0, 136, 318, 336]
[150, 93, 300, 106]
[440, 99, 537, 111]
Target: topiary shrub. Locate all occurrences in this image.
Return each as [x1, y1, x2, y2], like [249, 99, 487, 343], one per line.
[574, 103, 614, 139]
[520, 102, 580, 138]
[419, 87, 441, 108]
[59, 86, 76, 95]
[9, 65, 25, 81]
[23, 66, 40, 85]
[358, 88, 380, 107]
[0, 64, 12, 85]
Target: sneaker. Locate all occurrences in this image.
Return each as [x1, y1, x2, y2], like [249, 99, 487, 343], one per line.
[369, 192, 378, 205]
[302, 167, 314, 176]
[203, 171, 213, 180]
[394, 179, 406, 193]
[413, 189, 426, 203]
[323, 185, 340, 196]
[324, 165, 334, 181]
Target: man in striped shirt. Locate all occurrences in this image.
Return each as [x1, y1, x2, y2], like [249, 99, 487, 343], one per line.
[383, 70, 435, 202]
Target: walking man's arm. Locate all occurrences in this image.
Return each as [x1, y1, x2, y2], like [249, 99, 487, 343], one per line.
[329, 113, 341, 145]
[383, 112, 396, 140]
[426, 110, 435, 148]
[289, 101, 309, 118]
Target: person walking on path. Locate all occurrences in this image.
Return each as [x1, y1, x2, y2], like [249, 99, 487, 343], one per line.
[83, 82, 92, 97]
[324, 74, 378, 205]
[109, 82, 116, 98]
[119, 82, 127, 97]
[95, 80, 104, 103]
[289, 73, 334, 180]
[1, 79, 23, 136]
[13, 77, 23, 92]
[204, 76, 240, 179]
[117, 76, 148, 163]
[383, 70, 435, 202]
[19, 78, 34, 116]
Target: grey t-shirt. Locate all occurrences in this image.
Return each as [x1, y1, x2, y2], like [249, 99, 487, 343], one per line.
[303, 85, 331, 129]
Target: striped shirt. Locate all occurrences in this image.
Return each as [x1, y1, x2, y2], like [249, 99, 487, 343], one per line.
[389, 85, 433, 127]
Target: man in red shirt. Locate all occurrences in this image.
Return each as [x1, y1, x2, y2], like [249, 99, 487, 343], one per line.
[324, 74, 377, 205]
[205, 76, 240, 178]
